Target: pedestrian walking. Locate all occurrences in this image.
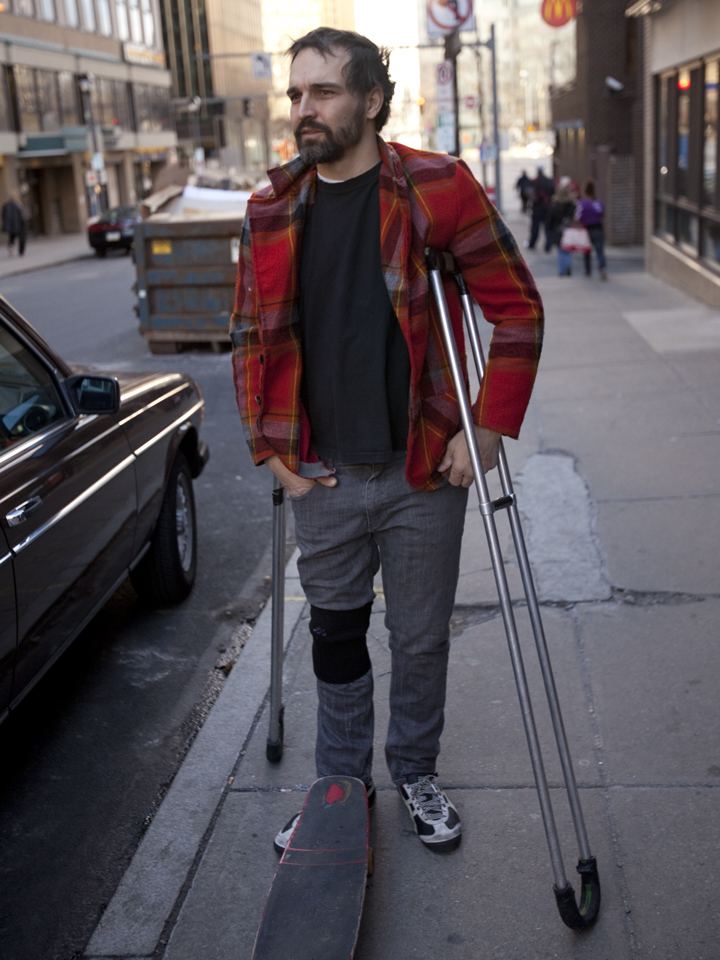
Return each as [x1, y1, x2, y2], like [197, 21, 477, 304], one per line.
[1, 194, 27, 256]
[576, 180, 607, 280]
[230, 27, 543, 855]
[527, 166, 554, 251]
[515, 169, 532, 213]
[547, 178, 578, 275]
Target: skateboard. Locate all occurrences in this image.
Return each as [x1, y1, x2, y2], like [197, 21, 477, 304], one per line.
[251, 776, 371, 959]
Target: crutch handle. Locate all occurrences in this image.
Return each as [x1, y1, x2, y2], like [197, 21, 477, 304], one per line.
[554, 857, 601, 929]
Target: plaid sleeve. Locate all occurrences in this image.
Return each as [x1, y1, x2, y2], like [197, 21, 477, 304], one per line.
[449, 160, 544, 438]
[229, 215, 275, 464]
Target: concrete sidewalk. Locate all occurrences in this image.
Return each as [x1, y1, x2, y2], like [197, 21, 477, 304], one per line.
[0, 231, 92, 281]
[84, 220, 720, 960]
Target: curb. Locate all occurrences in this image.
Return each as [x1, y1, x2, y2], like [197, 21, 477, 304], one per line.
[84, 549, 307, 958]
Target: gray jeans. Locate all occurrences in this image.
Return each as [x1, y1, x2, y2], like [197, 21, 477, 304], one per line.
[290, 457, 468, 784]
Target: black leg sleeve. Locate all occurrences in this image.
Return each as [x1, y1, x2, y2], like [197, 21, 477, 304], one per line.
[310, 602, 373, 684]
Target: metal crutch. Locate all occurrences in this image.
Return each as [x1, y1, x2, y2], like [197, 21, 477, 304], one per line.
[426, 249, 600, 930]
[266, 482, 285, 763]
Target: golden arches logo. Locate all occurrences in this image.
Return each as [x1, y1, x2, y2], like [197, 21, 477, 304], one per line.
[540, 0, 576, 27]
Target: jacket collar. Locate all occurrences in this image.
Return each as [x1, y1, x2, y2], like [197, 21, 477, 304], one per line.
[265, 136, 407, 197]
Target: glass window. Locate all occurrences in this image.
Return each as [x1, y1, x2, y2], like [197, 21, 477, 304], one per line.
[0, 325, 67, 452]
[14, 0, 36, 15]
[37, 0, 56, 19]
[14, 66, 40, 134]
[677, 208, 698, 250]
[141, 0, 154, 47]
[115, 0, 130, 40]
[677, 68, 692, 199]
[79, 0, 95, 30]
[129, 0, 142, 42]
[96, 0, 112, 35]
[58, 72, 79, 126]
[36, 70, 61, 131]
[704, 61, 718, 208]
[702, 220, 720, 270]
[64, 0, 79, 26]
[134, 83, 171, 132]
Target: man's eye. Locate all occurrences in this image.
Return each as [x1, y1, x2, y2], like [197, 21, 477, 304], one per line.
[318, 89, 335, 97]
[288, 92, 301, 103]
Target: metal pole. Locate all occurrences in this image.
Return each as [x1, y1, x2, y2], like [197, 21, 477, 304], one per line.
[267, 483, 285, 762]
[489, 24, 502, 211]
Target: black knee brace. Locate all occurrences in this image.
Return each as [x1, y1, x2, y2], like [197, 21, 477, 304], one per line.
[310, 602, 373, 684]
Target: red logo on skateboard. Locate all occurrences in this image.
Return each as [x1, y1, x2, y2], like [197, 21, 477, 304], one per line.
[324, 780, 351, 805]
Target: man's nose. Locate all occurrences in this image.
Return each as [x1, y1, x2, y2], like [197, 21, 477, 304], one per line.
[298, 94, 316, 118]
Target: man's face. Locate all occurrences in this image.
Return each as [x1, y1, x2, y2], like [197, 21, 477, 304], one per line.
[287, 47, 370, 165]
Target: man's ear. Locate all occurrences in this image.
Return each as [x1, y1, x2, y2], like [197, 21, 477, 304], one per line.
[366, 86, 384, 121]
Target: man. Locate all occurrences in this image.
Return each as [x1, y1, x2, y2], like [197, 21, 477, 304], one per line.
[527, 165, 553, 251]
[1, 194, 27, 256]
[515, 169, 532, 213]
[230, 28, 543, 854]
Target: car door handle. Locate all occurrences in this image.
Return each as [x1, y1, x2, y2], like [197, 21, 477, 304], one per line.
[5, 496, 43, 527]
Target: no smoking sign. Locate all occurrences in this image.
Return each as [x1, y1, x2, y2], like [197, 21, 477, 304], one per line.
[426, 0, 475, 37]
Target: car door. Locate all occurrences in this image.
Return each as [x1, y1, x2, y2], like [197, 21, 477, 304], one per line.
[0, 526, 16, 721]
[0, 315, 137, 708]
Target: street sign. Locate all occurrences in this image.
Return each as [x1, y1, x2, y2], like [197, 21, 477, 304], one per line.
[427, 0, 475, 38]
[435, 60, 456, 155]
[252, 53, 272, 80]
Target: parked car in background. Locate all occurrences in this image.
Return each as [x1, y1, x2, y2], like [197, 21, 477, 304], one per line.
[87, 205, 141, 257]
[0, 296, 209, 723]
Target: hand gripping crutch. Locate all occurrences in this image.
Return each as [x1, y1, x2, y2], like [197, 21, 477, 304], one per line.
[426, 249, 600, 930]
[266, 482, 285, 762]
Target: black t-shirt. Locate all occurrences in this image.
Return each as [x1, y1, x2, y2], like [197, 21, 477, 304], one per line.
[299, 162, 410, 464]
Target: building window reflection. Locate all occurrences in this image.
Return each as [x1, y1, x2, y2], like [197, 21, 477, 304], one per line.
[654, 54, 720, 273]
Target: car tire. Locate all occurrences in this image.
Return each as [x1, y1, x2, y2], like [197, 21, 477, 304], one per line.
[95, 247, 107, 258]
[131, 452, 197, 606]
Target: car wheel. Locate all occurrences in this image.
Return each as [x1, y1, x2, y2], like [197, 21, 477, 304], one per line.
[131, 452, 197, 606]
[95, 247, 107, 258]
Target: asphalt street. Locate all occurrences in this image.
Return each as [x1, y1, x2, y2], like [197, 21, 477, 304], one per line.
[0, 254, 274, 960]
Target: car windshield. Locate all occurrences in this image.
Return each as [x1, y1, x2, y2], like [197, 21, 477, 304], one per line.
[104, 206, 137, 222]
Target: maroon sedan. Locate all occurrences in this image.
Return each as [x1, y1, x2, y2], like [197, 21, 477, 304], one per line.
[87, 205, 141, 258]
[0, 296, 208, 721]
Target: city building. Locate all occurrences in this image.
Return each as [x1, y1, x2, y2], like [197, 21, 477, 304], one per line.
[261, 0, 355, 164]
[550, 0, 644, 245]
[627, 0, 720, 307]
[159, 0, 269, 175]
[0, 0, 176, 235]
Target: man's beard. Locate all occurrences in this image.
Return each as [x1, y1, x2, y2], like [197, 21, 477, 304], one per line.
[294, 100, 366, 165]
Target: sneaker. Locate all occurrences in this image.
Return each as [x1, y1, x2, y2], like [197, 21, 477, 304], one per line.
[273, 781, 375, 855]
[399, 775, 461, 852]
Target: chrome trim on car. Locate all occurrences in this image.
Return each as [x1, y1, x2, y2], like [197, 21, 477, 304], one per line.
[133, 400, 204, 457]
[118, 383, 189, 429]
[0, 551, 12, 567]
[12, 454, 136, 554]
[120, 377, 185, 406]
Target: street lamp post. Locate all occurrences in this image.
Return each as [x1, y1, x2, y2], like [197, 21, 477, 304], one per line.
[78, 73, 107, 216]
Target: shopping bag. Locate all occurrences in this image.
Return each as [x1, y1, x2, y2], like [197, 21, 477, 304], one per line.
[560, 225, 591, 252]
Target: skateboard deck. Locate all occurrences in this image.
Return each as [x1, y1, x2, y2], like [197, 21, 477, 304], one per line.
[252, 776, 370, 960]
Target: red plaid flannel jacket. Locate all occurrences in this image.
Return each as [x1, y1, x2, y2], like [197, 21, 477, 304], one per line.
[230, 139, 543, 490]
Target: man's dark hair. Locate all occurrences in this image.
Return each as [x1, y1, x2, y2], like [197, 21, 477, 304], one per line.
[584, 179, 596, 198]
[287, 27, 395, 132]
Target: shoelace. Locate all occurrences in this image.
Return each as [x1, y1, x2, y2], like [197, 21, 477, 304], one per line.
[407, 776, 445, 822]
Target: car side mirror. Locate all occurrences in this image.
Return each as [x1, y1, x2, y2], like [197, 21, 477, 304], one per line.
[65, 375, 121, 415]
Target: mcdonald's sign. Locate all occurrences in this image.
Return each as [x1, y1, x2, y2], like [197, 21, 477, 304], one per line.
[540, 0, 576, 27]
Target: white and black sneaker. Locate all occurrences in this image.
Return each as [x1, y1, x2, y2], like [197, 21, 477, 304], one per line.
[273, 782, 376, 855]
[399, 775, 461, 852]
